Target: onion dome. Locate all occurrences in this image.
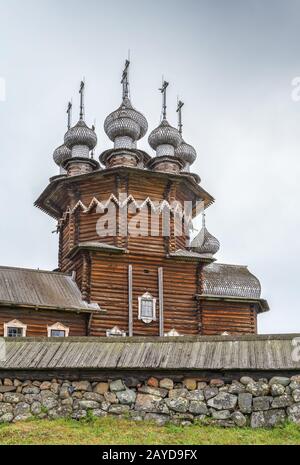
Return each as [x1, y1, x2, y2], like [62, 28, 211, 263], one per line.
[104, 97, 148, 149]
[175, 139, 197, 169]
[148, 119, 181, 156]
[64, 119, 97, 151]
[191, 214, 220, 256]
[53, 144, 71, 167]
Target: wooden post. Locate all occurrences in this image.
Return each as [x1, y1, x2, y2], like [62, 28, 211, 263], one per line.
[128, 265, 133, 337]
[158, 267, 164, 337]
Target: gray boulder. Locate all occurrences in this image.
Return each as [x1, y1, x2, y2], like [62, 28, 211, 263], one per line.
[292, 389, 300, 403]
[3, 393, 24, 404]
[287, 403, 300, 424]
[22, 386, 40, 395]
[31, 402, 42, 415]
[238, 393, 253, 414]
[135, 394, 163, 413]
[165, 397, 189, 413]
[186, 390, 205, 401]
[231, 411, 247, 427]
[228, 382, 245, 394]
[168, 388, 188, 399]
[78, 400, 100, 410]
[204, 387, 219, 400]
[253, 396, 272, 411]
[14, 402, 30, 417]
[207, 392, 237, 411]
[269, 377, 290, 387]
[211, 410, 231, 420]
[116, 389, 136, 405]
[264, 409, 286, 427]
[270, 383, 285, 397]
[0, 413, 14, 423]
[246, 382, 269, 397]
[251, 411, 265, 428]
[240, 376, 254, 385]
[271, 394, 293, 409]
[138, 386, 168, 398]
[188, 401, 208, 415]
[0, 403, 13, 416]
[109, 380, 126, 392]
[108, 404, 130, 415]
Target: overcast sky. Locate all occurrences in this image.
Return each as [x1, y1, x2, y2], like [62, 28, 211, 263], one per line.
[0, 0, 299, 334]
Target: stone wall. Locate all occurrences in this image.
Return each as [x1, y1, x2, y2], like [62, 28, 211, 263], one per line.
[1, 375, 300, 427]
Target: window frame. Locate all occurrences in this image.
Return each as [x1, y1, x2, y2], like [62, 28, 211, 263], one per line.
[138, 292, 156, 324]
[47, 322, 70, 338]
[4, 320, 27, 338]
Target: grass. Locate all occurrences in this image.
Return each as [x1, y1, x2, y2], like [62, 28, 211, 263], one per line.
[0, 417, 299, 445]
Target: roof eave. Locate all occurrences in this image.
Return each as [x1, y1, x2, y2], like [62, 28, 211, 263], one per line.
[0, 300, 105, 315]
[196, 294, 270, 313]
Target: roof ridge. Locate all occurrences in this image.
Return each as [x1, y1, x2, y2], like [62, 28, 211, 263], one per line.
[0, 265, 70, 276]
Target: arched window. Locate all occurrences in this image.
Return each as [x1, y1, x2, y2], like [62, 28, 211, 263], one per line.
[138, 292, 156, 324]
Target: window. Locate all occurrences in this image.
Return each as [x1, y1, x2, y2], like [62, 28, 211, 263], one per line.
[47, 322, 69, 338]
[50, 330, 66, 337]
[106, 326, 126, 337]
[138, 292, 156, 324]
[4, 320, 27, 338]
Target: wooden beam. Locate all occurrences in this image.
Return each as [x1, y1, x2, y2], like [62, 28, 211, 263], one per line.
[158, 267, 164, 337]
[128, 265, 133, 337]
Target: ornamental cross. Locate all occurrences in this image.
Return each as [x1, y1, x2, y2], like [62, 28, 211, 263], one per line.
[176, 99, 184, 135]
[159, 80, 169, 120]
[79, 80, 85, 120]
[67, 101, 72, 130]
[121, 60, 130, 100]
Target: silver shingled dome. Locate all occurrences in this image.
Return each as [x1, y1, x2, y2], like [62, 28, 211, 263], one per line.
[53, 144, 71, 166]
[104, 97, 148, 142]
[175, 139, 197, 166]
[64, 120, 97, 150]
[148, 119, 182, 150]
[191, 225, 220, 256]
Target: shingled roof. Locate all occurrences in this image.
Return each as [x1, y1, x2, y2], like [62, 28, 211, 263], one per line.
[0, 266, 101, 313]
[203, 263, 261, 299]
[0, 334, 298, 371]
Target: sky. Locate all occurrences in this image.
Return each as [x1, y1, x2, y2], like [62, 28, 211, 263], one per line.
[0, 0, 299, 334]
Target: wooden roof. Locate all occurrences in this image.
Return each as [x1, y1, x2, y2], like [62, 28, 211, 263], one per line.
[35, 166, 215, 220]
[203, 263, 262, 299]
[0, 266, 101, 313]
[0, 334, 299, 371]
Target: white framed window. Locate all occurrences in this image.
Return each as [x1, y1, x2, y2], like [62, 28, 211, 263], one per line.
[47, 322, 69, 338]
[4, 320, 27, 338]
[138, 292, 156, 324]
[106, 326, 127, 337]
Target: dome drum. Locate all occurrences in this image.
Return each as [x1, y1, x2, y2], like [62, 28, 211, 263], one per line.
[62, 157, 100, 178]
[147, 155, 184, 175]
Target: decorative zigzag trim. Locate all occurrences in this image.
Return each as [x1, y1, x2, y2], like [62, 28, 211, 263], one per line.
[59, 195, 193, 224]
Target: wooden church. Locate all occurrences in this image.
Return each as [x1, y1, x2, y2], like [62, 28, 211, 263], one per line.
[0, 62, 269, 339]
